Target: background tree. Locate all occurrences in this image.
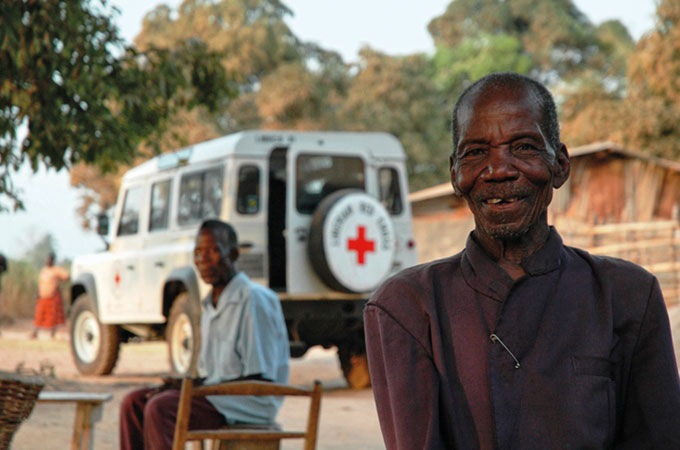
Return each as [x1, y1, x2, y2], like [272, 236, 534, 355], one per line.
[7, 0, 668, 232]
[623, 0, 680, 158]
[133, 0, 304, 133]
[70, 0, 353, 222]
[22, 233, 58, 269]
[0, 0, 234, 211]
[340, 48, 450, 190]
[560, 0, 680, 158]
[0, 233, 64, 320]
[431, 32, 532, 99]
[427, 0, 630, 89]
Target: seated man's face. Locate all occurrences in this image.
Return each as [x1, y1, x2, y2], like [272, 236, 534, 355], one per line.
[451, 86, 566, 242]
[193, 229, 235, 286]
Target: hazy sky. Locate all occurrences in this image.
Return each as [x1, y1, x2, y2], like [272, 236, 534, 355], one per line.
[0, 0, 658, 260]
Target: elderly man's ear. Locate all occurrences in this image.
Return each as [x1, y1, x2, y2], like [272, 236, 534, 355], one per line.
[449, 154, 462, 197]
[552, 144, 570, 189]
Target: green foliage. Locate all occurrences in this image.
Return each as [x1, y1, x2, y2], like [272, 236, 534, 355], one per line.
[5, 0, 678, 217]
[0, 233, 73, 320]
[428, 0, 601, 78]
[339, 49, 451, 190]
[21, 233, 57, 269]
[0, 258, 39, 319]
[561, 0, 680, 160]
[432, 32, 532, 97]
[0, 0, 235, 211]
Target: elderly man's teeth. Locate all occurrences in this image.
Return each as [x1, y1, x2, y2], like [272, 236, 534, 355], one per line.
[486, 197, 518, 204]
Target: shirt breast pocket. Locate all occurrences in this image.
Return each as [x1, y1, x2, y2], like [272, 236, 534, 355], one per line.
[571, 355, 617, 445]
[572, 355, 615, 379]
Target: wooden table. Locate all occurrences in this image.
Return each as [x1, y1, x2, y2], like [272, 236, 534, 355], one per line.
[37, 391, 113, 450]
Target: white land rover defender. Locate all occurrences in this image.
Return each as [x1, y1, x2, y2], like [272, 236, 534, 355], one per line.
[69, 130, 417, 387]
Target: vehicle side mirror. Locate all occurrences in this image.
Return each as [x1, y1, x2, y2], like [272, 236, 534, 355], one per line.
[96, 213, 109, 236]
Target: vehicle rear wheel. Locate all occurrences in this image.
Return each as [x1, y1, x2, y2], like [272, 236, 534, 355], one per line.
[69, 293, 120, 375]
[337, 345, 371, 389]
[166, 292, 201, 376]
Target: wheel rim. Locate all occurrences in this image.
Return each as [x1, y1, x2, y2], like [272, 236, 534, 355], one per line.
[170, 313, 194, 373]
[73, 310, 100, 364]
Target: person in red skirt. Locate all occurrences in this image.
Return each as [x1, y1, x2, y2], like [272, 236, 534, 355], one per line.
[31, 252, 69, 339]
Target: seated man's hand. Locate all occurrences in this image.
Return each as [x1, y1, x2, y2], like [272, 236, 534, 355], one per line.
[145, 376, 205, 398]
[160, 376, 183, 390]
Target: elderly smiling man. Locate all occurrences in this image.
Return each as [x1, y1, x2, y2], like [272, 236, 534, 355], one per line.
[364, 72, 680, 449]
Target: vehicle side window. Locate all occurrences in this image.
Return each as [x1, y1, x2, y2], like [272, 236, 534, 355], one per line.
[117, 186, 143, 236]
[237, 165, 260, 214]
[296, 155, 365, 214]
[379, 167, 403, 215]
[177, 167, 224, 226]
[149, 179, 172, 231]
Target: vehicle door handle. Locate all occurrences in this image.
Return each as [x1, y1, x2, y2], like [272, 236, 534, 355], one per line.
[155, 261, 165, 268]
[126, 265, 135, 271]
[239, 241, 254, 249]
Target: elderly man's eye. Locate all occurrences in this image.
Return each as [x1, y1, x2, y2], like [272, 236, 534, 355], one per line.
[461, 147, 485, 158]
[513, 142, 539, 153]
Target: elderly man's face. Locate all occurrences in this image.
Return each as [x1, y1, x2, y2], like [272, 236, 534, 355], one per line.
[450, 86, 568, 242]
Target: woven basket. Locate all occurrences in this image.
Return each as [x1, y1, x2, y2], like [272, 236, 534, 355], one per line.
[0, 371, 44, 449]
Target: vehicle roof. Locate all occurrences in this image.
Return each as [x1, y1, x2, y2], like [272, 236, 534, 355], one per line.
[123, 130, 406, 181]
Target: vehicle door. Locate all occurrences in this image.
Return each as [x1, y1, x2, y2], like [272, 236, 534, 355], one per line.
[286, 144, 368, 294]
[138, 175, 177, 321]
[228, 158, 268, 286]
[104, 182, 146, 319]
[174, 162, 226, 291]
[377, 163, 417, 273]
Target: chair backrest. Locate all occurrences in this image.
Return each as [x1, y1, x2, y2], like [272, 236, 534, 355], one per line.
[172, 378, 323, 450]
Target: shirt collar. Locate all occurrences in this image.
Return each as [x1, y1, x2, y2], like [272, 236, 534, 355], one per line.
[202, 272, 246, 311]
[461, 227, 563, 301]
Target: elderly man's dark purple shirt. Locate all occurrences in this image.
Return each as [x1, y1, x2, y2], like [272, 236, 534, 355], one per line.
[365, 228, 680, 449]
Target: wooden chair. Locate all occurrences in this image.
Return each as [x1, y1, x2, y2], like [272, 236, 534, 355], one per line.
[172, 379, 322, 450]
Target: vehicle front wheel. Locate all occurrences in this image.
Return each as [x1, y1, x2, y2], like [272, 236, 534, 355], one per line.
[69, 293, 120, 375]
[166, 292, 201, 376]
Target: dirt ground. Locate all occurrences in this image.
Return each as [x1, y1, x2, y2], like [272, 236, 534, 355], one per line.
[0, 319, 384, 450]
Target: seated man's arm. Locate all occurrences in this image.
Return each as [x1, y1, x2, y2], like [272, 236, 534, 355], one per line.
[235, 291, 288, 382]
[365, 302, 445, 450]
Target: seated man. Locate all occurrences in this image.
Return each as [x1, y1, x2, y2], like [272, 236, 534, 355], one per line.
[120, 219, 290, 450]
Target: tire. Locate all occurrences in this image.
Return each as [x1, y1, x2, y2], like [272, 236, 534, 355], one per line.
[308, 189, 396, 293]
[69, 293, 120, 375]
[337, 345, 371, 389]
[166, 292, 201, 376]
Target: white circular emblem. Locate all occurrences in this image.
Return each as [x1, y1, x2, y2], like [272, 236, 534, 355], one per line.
[321, 192, 395, 292]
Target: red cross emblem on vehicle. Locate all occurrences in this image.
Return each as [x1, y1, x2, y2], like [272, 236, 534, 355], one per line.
[115, 272, 121, 285]
[347, 225, 375, 265]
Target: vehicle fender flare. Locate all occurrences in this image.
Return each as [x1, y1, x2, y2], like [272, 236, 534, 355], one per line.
[70, 273, 99, 315]
[165, 266, 201, 306]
